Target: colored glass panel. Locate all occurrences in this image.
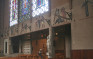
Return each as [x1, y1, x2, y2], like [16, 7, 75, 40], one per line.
[32, 0, 49, 17]
[19, 0, 30, 22]
[10, 0, 18, 26]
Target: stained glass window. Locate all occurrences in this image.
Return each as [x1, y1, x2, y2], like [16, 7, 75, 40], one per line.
[10, 0, 18, 26]
[32, 0, 49, 17]
[19, 0, 31, 22]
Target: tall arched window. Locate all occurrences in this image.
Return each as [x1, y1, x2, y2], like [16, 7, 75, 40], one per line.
[32, 0, 49, 17]
[19, 0, 31, 22]
[10, 0, 18, 26]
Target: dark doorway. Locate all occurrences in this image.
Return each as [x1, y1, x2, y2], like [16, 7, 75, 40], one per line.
[54, 24, 71, 59]
[11, 38, 19, 53]
[5, 42, 7, 53]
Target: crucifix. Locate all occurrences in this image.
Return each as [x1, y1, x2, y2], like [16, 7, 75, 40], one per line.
[82, 0, 93, 16]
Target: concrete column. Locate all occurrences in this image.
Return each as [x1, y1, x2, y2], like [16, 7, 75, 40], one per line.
[7, 38, 10, 55]
[47, 27, 55, 59]
[65, 35, 71, 58]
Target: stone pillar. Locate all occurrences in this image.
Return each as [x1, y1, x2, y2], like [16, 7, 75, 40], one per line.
[65, 35, 71, 58]
[7, 38, 10, 55]
[47, 27, 55, 59]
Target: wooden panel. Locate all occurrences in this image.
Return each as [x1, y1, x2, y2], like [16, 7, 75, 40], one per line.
[87, 50, 93, 59]
[32, 40, 37, 55]
[32, 39, 47, 55]
[72, 50, 81, 59]
[55, 54, 64, 59]
[72, 50, 93, 59]
[66, 58, 70, 59]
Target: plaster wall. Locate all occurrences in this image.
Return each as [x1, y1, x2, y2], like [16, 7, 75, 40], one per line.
[71, 0, 93, 50]
[71, 18, 93, 50]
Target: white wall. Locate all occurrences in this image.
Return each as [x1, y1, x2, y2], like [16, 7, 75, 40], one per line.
[71, 19, 93, 50]
[71, 0, 93, 50]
